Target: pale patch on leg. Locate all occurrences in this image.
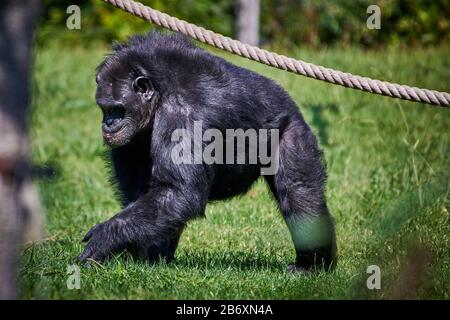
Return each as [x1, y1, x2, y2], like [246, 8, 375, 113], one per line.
[285, 214, 334, 251]
[21, 179, 43, 244]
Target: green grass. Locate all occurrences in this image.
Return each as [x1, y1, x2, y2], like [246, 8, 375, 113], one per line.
[20, 40, 450, 299]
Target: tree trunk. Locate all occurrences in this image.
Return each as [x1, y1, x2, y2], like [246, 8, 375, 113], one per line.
[236, 0, 260, 46]
[0, 0, 41, 300]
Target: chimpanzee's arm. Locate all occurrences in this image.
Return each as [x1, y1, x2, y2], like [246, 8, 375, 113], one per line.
[78, 181, 205, 262]
[78, 102, 211, 263]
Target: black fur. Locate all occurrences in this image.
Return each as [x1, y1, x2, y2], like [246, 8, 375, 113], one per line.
[78, 31, 337, 271]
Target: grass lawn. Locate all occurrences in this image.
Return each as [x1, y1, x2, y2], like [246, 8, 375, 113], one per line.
[20, 37, 449, 299]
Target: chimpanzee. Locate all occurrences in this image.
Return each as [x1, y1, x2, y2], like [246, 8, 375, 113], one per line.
[78, 31, 336, 272]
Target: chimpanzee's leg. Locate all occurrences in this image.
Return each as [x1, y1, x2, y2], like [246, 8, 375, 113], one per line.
[266, 119, 336, 272]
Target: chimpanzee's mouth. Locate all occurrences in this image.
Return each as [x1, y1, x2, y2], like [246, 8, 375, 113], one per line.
[102, 106, 126, 134]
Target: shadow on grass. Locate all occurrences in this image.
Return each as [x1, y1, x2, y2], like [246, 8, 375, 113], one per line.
[304, 103, 339, 146]
[175, 249, 287, 272]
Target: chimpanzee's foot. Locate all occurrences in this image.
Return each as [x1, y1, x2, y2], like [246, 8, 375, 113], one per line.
[291, 245, 337, 273]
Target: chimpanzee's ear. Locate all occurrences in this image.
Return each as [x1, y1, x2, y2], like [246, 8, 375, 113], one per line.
[133, 76, 154, 101]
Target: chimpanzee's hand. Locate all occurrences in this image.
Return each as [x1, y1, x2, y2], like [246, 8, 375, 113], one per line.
[78, 220, 124, 263]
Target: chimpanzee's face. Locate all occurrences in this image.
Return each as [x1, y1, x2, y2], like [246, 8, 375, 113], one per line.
[95, 57, 157, 147]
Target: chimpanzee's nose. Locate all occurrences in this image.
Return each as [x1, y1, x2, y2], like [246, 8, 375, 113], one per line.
[105, 118, 114, 126]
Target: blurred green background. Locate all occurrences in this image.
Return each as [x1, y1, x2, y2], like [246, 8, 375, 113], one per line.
[39, 0, 449, 48]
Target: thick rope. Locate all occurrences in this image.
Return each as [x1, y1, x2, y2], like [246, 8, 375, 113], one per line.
[103, 0, 450, 107]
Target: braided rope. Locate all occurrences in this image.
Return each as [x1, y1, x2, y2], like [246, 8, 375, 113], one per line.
[103, 0, 450, 107]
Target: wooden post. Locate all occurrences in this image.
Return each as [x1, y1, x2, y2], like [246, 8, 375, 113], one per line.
[236, 0, 260, 46]
[0, 0, 41, 299]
